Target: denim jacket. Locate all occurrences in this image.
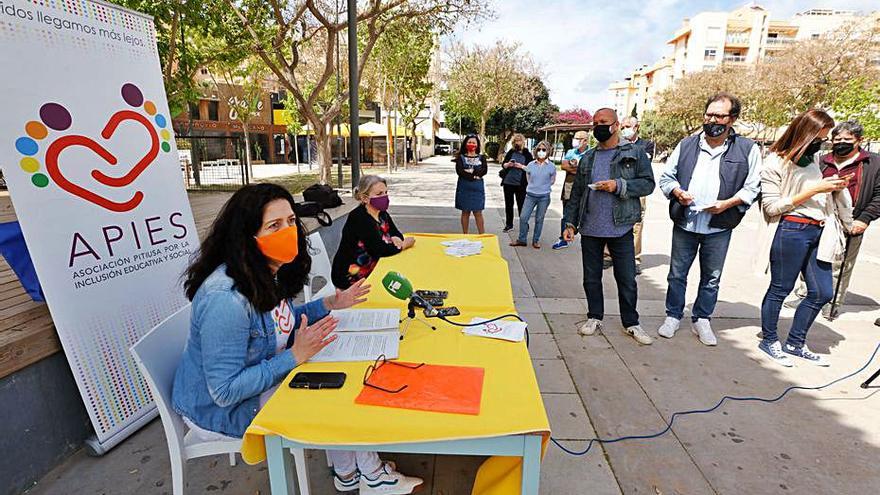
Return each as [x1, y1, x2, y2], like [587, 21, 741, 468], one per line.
[562, 139, 656, 232]
[171, 264, 329, 437]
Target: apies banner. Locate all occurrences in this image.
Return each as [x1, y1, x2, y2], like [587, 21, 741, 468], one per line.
[0, 0, 199, 447]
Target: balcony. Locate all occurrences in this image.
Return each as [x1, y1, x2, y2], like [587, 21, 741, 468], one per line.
[723, 54, 747, 64]
[766, 37, 796, 47]
[725, 35, 750, 47]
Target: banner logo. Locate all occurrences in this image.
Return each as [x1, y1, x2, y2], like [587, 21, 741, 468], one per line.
[14, 83, 172, 212]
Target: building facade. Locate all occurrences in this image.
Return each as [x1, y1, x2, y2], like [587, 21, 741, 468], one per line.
[609, 5, 876, 118]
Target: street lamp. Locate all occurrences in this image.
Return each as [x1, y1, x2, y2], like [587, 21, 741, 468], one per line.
[347, 0, 360, 189]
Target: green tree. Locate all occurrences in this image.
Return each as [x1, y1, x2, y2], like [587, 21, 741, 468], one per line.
[486, 77, 558, 160]
[639, 110, 688, 154]
[445, 41, 537, 144]
[372, 20, 435, 169]
[208, 58, 269, 178]
[115, 0, 247, 118]
[225, 0, 488, 184]
[279, 93, 306, 170]
[830, 76, 880, 141]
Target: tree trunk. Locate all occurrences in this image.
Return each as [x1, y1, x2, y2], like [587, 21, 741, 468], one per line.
[315, 128, 333, 185]
[293, 133, 300, 173]
[243, 128, 252, 184]
[410, 125, 419, 166]
[479, 115, 488, 149]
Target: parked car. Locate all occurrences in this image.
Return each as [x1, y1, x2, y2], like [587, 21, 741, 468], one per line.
[434, 143, 452, 155]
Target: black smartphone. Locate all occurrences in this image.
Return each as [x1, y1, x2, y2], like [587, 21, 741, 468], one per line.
[412, 296, 445, 308]
[415, 290, 448, 299]
[289, 372, 346, 390]
[430, 306, 460, 317]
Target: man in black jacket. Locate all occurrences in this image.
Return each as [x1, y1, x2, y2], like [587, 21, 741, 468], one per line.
[788, 120, 880, 319]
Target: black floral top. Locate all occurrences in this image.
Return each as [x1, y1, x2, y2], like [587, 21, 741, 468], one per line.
[331, 204, 404, 289]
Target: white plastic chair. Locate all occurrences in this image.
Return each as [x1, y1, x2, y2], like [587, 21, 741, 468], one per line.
[304, 232, 337, 302]
[130, 304, 241, 495]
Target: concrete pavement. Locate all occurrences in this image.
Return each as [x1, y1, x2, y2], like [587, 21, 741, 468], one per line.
[26, 155, 880, 494]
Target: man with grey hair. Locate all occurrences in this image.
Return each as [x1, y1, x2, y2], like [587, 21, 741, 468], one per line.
[786, 120, 880, 319]
[612, 116, 655, 273]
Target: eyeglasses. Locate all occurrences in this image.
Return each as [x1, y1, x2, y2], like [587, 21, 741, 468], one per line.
[831, 137, 857, 143]
[362, 354, 425, 394]
[536, 148, 547, 152]
[704, 113, 731, 121]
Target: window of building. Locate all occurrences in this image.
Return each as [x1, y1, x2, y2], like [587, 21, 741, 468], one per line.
[704, 48, 717, 60]
[200, 68, 208, 75]
[207, 101, 219, 121]
[811, 33, 820, 39]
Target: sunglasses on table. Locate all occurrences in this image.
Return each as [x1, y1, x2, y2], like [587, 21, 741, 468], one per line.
[362, 354, 425, 394]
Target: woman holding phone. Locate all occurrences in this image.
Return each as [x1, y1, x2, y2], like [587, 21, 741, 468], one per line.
[758, 110, 853, 367]
[510, 140, 556, 249]
[172, 183, 423, 494]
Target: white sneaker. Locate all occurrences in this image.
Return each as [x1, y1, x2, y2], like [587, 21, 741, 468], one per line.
[691, 319, 717, 346]
[333, 471, 360, 492]
[657, 317, 680, 338]
[578, 318, 602, 336]
[624, 325, 653, 345]
[359, 462, 423, 495]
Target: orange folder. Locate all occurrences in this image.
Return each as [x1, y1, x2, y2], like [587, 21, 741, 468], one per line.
[355, 362, 485, 415]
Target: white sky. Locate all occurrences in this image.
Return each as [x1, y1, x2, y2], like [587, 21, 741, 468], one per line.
[446, 1, 879, 112]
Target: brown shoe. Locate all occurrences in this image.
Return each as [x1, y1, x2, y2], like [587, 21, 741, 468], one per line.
[509, 241, 527, 247]
[532, 243, 541, 249]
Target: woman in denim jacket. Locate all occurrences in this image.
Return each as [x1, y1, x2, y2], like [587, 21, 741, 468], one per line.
[171, 184, 423, 494]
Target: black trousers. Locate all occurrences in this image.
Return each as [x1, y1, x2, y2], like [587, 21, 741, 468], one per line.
[581, 230, 639, 327]
[503, 185, 526, 228]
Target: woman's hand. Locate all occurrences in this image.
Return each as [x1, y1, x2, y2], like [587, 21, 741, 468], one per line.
[325, 278, 370, 310]
[813, 177, 847, 195]
[391, 236, 404, 249]
[290, 314, 338, 365]
[403, 237, 416, 249]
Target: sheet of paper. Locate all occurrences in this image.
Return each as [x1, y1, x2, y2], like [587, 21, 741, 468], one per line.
[462, 317, 527, 342]
[330, 309, 400, 332]
[689, 202, 714, 212]
[310, 330, 400, 362]
[441, 239, 483, 258]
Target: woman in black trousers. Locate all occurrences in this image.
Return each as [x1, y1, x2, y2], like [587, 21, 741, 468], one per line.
[500, 133, 532, 232]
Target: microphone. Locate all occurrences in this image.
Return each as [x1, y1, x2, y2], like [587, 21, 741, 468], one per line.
[381, 271, 437, 317]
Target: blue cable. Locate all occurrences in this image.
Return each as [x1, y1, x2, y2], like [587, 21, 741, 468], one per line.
[552, 342, 880, 456]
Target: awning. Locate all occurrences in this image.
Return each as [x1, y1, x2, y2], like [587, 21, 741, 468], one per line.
[436, 127, 462, 141]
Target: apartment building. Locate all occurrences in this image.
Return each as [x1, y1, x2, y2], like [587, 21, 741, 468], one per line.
[609, 4, 876, 118]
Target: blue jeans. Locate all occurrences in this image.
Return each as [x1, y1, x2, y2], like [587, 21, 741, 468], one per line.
[761, 220, 833, 348]
[518, 193, 551, 244]
[581, 230, 639, 327]
[665, 226, 732, 321]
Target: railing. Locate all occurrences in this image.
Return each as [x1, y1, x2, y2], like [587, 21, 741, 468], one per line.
[726, 35, 750, 45]
[766, 37, 796, 45]
[723, 55, 747, 63]
[176, 135, 249, 191]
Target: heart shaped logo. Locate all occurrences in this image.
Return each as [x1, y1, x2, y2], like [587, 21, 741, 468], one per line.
[13, 83, 174, 213]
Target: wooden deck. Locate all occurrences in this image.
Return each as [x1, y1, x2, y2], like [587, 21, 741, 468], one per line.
[0, 191, 233, 379]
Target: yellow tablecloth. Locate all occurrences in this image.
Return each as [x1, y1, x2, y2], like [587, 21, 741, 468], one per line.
[241, 233, 550, 494]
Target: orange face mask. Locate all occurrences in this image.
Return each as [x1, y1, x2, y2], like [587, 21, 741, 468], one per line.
[255, 226, 299, 264]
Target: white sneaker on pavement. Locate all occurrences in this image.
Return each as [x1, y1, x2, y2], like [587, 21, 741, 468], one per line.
[691, 318, 717, 346]
[359, 461, 423, 495]
[624, 325, 653, 345]
[578, 318, 602, 336]
[657, 317, 680, 338]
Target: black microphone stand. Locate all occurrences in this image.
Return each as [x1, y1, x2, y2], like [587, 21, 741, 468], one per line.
[399, 296, 436, 339]
[861, 368, 879, 389]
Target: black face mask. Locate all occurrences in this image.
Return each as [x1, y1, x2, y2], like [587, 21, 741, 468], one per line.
[702, 123, 728, 138]
[593, 124, 614, 143]
[832, 142, 855, 157]
[804, 139, 823, 158]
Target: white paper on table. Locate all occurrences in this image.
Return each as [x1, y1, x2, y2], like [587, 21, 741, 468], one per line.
[461, 317, 527, 342]
[330, 308, 400, 332]
[310, 330, 400, 362]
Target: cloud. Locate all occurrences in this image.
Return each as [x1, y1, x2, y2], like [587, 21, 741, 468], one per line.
[446, 0, 878, 112]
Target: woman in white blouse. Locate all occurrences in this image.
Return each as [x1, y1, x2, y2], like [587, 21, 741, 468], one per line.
[758, 109, 852, 367]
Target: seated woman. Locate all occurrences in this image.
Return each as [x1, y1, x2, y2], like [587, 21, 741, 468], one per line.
[332, 175, 415, 289]
[172, 183, 422, 494]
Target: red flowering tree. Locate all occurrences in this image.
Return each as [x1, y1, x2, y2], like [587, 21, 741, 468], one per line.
[554, 108, 593, 125]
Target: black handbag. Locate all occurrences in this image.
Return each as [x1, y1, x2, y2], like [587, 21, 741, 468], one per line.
[294, 201, 332, 227]
[302, 183, 343, 209]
